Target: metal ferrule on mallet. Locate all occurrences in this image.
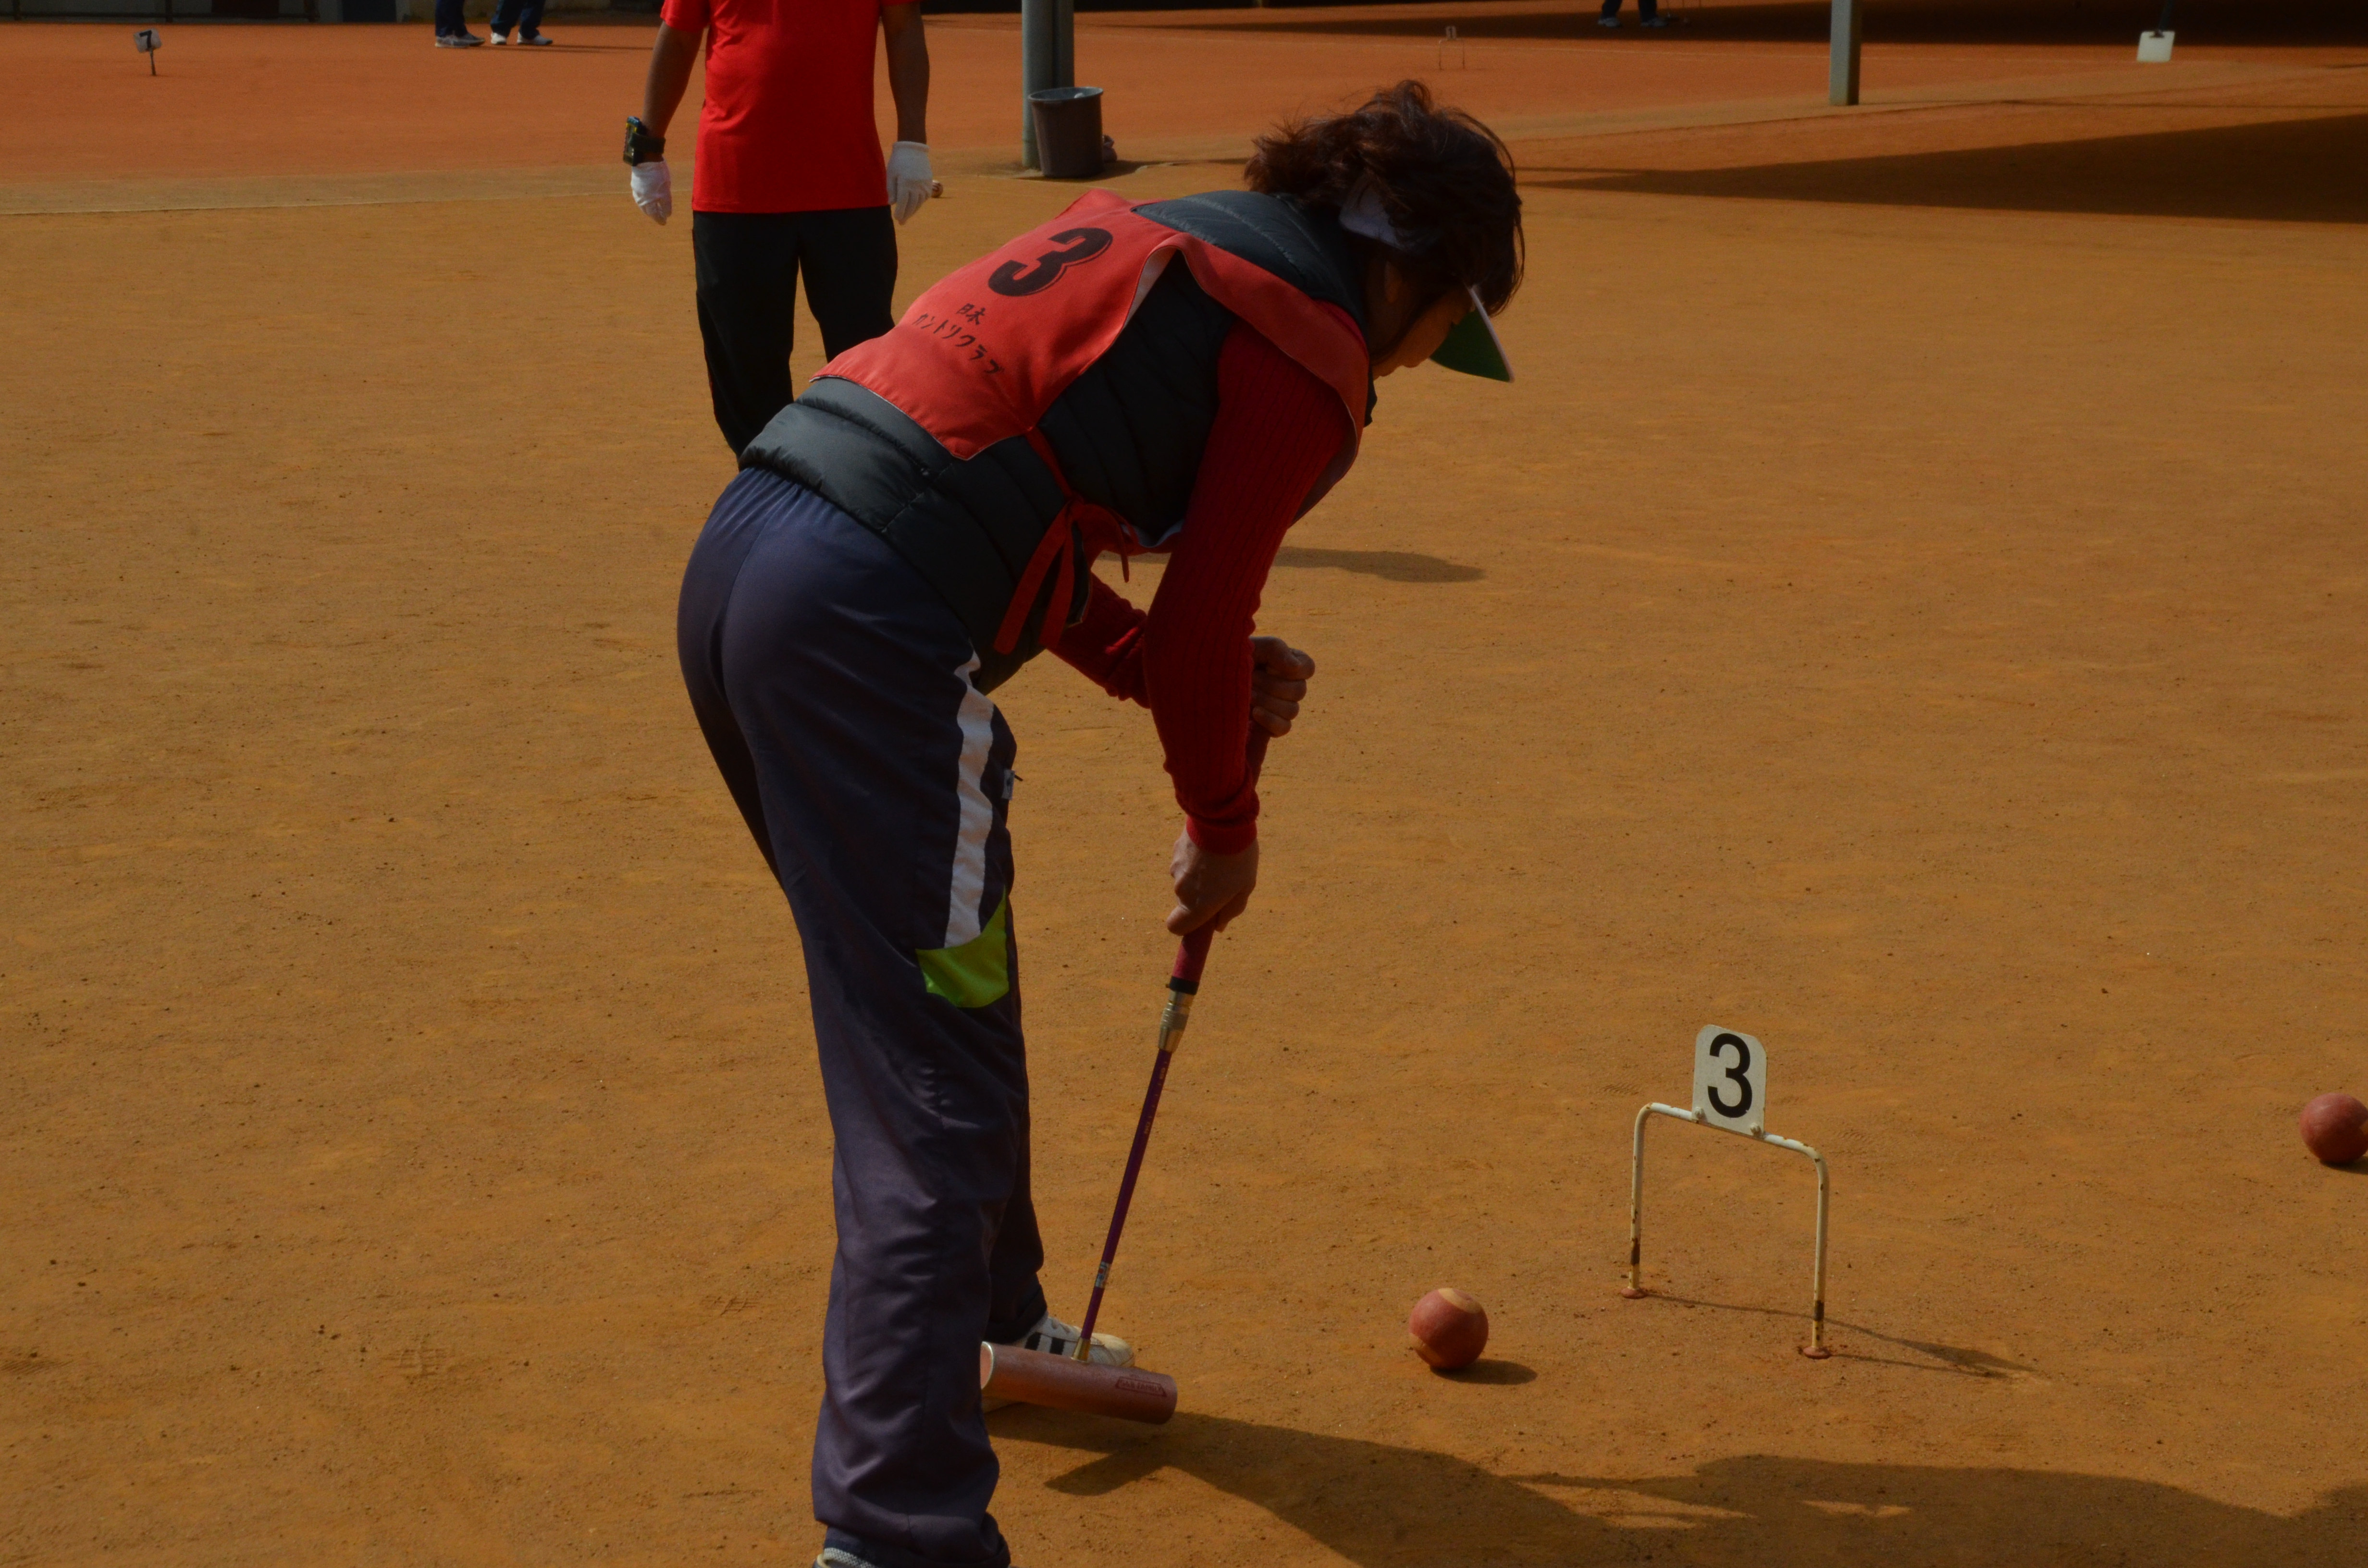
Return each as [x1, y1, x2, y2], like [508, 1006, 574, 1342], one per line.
[1156, 986, 1196, 1053]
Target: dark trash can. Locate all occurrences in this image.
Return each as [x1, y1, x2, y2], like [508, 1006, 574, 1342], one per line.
[1030, 86, 1106, 180]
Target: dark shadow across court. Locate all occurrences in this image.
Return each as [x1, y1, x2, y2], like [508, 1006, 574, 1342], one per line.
[1133, 0, 2368, 48]
[995, 1407, 2368, 1567]
[1531, 111, 2368, 224]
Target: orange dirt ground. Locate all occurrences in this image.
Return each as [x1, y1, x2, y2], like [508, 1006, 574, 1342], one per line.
[7, 9, 2368, 1567]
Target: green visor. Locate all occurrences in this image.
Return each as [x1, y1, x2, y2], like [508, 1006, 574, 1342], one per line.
[1430, 286, 1513, 382]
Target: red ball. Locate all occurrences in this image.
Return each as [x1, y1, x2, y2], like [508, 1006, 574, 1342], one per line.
[1407, 1287, 1489, 1371]
[2300, 1093, 2368, 1165]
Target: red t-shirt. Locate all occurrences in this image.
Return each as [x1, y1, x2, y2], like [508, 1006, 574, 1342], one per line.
[660, 0, 888, 215]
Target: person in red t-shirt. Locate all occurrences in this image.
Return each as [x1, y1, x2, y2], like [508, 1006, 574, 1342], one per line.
[627, 0, 933, 455]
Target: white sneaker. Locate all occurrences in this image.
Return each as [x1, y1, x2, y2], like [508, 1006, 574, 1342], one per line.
[1015, 1309, 1134, 1366]
[982, 1310, 1135, 1410]
[489, 27, 510, 43]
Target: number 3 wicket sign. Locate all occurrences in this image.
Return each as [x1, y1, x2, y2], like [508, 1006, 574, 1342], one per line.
[1693, 1026, 1766, 1134]
[1624, 1025, 1834, 1359]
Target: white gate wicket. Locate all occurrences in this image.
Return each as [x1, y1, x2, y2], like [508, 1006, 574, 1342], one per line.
[1621, 1026, 1833, 1359]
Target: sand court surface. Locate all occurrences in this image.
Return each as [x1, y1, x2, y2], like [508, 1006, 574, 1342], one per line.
[7, 10, 2368, 1565]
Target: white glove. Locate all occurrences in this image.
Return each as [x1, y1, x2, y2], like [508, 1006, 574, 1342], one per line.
[630, 160, 672, 226]
[887, 141, 933, 226]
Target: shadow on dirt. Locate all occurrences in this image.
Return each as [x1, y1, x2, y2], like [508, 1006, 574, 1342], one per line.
[1000, 1408, 2368, 1565]
[1530, 111, 2368, 223]
[1430, 1355, 1539, 1383]
[1624, 1291, 2041, 1378]
[1170, 0, 2368, 48]
[1275, 546, 1486, 582]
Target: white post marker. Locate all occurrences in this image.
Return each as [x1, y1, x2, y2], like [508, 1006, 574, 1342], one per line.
[2137, 31, 2175, 62]
[134, 28, 161, 76]
[1621, 1026, 1833, 1359]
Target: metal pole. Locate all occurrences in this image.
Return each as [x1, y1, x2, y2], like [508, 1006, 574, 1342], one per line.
[1828, 0, 1861, 107]
[1805, 1143, 1831, 1357]
[1622, 1103, 1651, 1298]
[1020, 0, 1057, 169]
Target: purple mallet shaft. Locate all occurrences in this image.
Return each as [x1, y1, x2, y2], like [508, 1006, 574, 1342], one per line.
[1072, 731, 1267, 1358]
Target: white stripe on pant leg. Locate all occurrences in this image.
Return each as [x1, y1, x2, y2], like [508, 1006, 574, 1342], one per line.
[944, 656, 998, 949]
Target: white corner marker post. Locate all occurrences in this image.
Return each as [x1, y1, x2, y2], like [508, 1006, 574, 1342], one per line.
[2138, 0, 2176, 60]
[135, 28, 161, 76]
[1622, 1026, 1833, 1359]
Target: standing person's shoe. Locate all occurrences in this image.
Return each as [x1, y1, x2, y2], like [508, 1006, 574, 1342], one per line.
[489, 27, 510, 43]
[1597, 13, 1623, 26]
[435, 30, 483, 46]
[518, 31, 552, 44]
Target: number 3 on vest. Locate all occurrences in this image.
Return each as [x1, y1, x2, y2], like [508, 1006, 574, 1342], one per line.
[989, 228, 1115, 297]
[1692, 1026, 1767, 1135]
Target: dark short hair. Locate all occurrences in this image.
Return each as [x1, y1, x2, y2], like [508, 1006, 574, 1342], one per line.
[1245, 80, 1524, 315]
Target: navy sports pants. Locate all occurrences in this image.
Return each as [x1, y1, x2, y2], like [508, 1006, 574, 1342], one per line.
[678, 468, 1047, 1568]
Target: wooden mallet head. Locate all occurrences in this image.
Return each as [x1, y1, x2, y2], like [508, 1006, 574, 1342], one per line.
[979, 1343, 1176, 1424]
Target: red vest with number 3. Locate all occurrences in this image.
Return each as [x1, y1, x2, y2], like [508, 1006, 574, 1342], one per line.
[816, 190, 1371, 654]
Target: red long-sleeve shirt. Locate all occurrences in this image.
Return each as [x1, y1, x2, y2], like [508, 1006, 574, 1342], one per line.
[1053, 320, 1353, 855]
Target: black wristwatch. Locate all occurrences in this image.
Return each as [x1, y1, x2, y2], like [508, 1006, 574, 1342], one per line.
[624, 116, 666, 166]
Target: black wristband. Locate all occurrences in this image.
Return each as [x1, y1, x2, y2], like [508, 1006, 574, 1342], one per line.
[624, 116, 666, 166]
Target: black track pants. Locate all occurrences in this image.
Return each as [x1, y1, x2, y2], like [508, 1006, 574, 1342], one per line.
[691, 207, 899, 456]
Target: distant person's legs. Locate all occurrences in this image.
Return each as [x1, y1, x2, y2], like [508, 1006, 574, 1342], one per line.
[433, 0, 478, 42]
[1599, 0, 1623, 25]
[691, 209, 899, 456]
[693, 212, 805, 456]
[792, 207, 900, 363]
[488, 0, 548, 41]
